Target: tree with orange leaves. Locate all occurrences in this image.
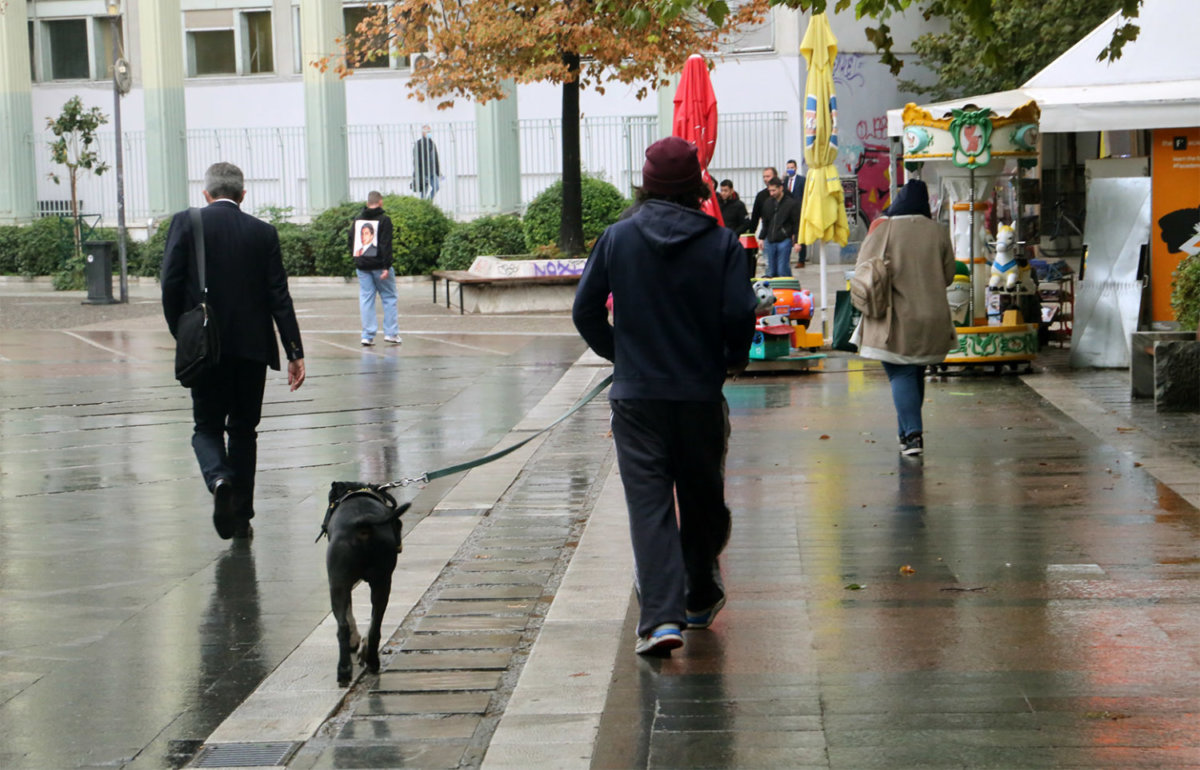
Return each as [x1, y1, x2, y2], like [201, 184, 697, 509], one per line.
[323, 1, 769, 256]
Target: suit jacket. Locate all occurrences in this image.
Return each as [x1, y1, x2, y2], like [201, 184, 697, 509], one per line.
[162, 200, 304, 371]
[784, 173, 805, 200]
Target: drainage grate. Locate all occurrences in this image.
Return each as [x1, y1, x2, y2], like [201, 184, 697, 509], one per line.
[191, 741, 299, 768]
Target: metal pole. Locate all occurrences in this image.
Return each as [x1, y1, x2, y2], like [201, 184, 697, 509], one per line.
[967, 165, 976, 325]
[111, 13, 128, 304]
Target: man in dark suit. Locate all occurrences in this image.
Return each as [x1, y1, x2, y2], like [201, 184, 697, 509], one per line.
[783, 159, 808, 267]
[162, 162, 306, 541]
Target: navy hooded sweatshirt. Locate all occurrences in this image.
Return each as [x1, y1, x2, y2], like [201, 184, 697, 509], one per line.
[573, 199, 758, 402]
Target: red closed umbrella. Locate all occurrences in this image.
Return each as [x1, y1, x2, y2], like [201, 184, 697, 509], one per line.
[672, 54, 723, 225]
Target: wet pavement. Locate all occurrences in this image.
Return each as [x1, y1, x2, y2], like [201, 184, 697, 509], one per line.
[1, 277, 1199, 769]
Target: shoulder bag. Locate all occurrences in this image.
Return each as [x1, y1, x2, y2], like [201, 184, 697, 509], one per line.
[174, 208, 221, 387]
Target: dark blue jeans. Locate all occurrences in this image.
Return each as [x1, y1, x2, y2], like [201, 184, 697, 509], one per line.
[190, 357, 267, 518]
[763, 239, 793, 278]
[881, 361, 926, 439]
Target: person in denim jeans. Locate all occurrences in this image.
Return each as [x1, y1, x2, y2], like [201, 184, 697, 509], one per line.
[853, 180, 957, 456]
[759, 177, 802, 277]
[350, 191, 401, 346]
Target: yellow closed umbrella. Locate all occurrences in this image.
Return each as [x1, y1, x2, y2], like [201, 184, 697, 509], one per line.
[798, 12, 849, 339]
[798, 12, 848, 247]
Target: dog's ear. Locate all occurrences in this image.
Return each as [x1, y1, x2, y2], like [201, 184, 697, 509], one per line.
[396, 502, 412, 517]
[329, 481, 358, 504]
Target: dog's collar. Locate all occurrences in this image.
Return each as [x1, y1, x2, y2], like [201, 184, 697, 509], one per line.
[316, 486, 398, 543]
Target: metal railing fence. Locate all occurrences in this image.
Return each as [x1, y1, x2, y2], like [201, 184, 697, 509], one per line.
[33, 111, 787, 224]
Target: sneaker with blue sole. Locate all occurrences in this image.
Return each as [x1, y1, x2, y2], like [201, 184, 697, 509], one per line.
[686, 595, 727, 629]
[635, 623, 684, 655]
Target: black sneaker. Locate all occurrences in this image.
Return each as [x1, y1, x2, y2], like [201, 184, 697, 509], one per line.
[900, 433, 924, 456]
[211, 479, 236, 539]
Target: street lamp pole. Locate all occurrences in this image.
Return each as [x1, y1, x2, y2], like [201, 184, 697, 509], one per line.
[108, 2, 128, 304]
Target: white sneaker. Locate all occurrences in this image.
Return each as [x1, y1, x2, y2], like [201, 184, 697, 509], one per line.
[634, 623, 684, 655]
[384, 335, 402, 344]
[361, 338, 374, 346]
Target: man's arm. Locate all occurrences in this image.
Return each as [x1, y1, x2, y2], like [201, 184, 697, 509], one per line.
[748, 191, 764, 236]
[571, 240, 615, 362]
[722, 237, 758, 370]
[379, 216, 394, 276]
[263, 226, 304, 364]
[160, 212, 190, 337]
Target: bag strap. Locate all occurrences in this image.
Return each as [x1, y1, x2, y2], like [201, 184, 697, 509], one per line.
[189, 207, 207, 298]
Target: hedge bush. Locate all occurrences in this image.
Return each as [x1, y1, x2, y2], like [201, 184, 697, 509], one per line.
[438, 214, 526, 271]
[277, 222, 314, 277]
[1171, 254, 1200, 331]
[309, 201, 364, 278]
[0, 226, 21, 274]
[137, 220, 170, 278]
[522, 176, 628, 251]
[383, 194, 453, 276]
[17, 217, 74, 277]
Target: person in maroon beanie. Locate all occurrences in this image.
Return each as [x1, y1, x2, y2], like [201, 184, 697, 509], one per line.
[573, 137, 757, 656]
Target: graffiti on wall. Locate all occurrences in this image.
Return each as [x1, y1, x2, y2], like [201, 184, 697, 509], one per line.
[827, 54, 893, 225]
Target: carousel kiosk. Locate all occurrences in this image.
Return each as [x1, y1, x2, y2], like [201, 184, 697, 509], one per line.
[900, 101, 1042, 371]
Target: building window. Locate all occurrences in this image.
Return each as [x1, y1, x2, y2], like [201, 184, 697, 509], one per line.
[93, 18, 124, 81]
[46, 19, 89, 80]
[343, 6, 389, 69]
[189, 29, 237, 76]
[243, 11, 274, 74]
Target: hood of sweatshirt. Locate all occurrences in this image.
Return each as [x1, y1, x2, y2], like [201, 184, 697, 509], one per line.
[357, 206, 386, 220]
[631, 199, 718, 257]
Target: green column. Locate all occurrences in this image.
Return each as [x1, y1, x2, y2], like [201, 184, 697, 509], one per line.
[140, 0, 189, 217]
[475, 80, 520, 215]
[300, 0, 348, 212]
[0, 1, 37, 224]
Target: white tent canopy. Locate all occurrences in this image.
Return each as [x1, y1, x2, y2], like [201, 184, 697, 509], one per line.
[887, 0, 1200, 136]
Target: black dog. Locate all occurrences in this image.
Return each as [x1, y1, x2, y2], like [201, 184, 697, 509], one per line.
[322, 482, 410, 687]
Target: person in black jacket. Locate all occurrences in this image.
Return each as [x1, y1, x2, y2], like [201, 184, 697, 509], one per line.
[412, 125, 441, 200]
[350, 192, 400, 346]
[717, 179, 748, 234]
[760, 177, 804, 277]
[746, 166, 778, 239]
[573, 137, 757, 657]
[162, 162, 305, 540]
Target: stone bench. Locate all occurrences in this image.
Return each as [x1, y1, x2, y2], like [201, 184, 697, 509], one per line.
[430, 256, 585, 314]
[1130, 331, 1200, 412]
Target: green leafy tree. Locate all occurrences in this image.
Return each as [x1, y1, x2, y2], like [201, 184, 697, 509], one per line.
[46, 96, 110, 261]
[899, 0, 1127, 100]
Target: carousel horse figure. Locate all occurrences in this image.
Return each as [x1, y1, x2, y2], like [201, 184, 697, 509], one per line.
[987, 223, 1032, 292]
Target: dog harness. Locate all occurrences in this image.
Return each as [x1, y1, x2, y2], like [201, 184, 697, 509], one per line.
[316, 486, 401, 543]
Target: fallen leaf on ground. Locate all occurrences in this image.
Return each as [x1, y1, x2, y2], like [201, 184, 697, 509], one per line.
[899, 565, 916, 575]
[819, 434, 831, 440]
[844, 583, 865, 590]
[1083, 711, 1131, 720]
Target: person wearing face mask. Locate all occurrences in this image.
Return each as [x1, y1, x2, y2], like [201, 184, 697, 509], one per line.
[783, 160, 808, 268]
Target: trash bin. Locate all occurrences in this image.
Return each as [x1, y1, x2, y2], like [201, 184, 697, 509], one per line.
[83, 240, 117, 305]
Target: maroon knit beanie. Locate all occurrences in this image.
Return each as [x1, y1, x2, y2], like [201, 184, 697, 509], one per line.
[641, 137, 703, 195]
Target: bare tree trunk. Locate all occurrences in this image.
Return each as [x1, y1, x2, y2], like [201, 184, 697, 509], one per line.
[69, 169, 82, 259]
[558, 51, 584, 256]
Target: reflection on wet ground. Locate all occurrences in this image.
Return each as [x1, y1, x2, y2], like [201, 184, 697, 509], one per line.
[593, 368, 1200, 770]
[0, 290, 588, 770]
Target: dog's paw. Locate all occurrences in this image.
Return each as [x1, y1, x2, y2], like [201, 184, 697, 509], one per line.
[337, 666, 352, 687]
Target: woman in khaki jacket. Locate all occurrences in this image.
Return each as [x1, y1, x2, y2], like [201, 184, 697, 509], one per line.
[855, 179, 957, 456]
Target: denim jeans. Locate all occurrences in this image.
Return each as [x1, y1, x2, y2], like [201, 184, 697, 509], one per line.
[763, 239, 793, 278]
[358, 268, 399, 339]
[881, 361, 926, 439]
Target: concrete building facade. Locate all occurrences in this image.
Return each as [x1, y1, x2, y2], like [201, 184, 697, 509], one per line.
[8, 0, 938, 227]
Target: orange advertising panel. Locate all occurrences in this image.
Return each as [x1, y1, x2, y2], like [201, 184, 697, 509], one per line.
[1150, 128, 1200, 322]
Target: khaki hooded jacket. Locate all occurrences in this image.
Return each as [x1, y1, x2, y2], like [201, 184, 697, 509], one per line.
[855, 214, 958, 365]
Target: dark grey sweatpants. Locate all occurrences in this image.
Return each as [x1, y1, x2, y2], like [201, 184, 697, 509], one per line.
[610, 398, 732, 636]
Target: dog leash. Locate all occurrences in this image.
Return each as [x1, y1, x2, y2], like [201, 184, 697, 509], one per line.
[379, 372, 613, 491]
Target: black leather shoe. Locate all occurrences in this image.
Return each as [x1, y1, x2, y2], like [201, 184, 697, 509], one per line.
[232, 519, 253, 539]
[212, 479, 236, 540]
